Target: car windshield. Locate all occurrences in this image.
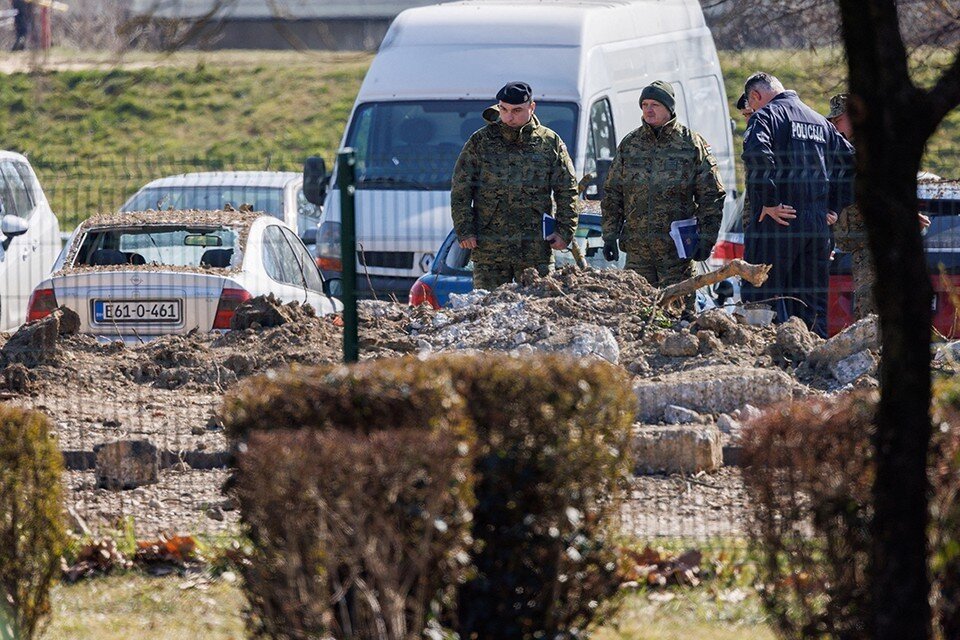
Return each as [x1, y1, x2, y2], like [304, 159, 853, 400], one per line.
[73, 225, 240, 268]
[344, 100, 579, 191]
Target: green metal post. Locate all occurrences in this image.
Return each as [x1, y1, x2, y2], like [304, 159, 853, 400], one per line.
[337, 148, 359, 363]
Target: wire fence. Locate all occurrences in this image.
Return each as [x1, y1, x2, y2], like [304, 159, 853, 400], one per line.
[0, 144, 957, 636]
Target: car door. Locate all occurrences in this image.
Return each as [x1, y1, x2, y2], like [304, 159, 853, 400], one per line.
[278, 226, 337, 315]
[259, 224, 314, 306]
[0, 159, 58, 330]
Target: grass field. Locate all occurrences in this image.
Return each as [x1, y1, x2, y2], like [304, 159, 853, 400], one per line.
[1, 48, 958, 228]
[45, 572, 776, 640]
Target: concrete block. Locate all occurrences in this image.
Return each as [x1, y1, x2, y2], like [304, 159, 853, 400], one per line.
[664, 405, 703, 424]
[830, 349, 878, 384]
[807, 315, 879, 366]
[632, 424, 722, 474]
[633, 365, 793, 422]
[95, 440, 159, 490]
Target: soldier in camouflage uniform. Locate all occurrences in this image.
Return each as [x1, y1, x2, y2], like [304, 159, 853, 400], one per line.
[451, 82, 579, 291]
[601, 80, 726, 291]
[827, 93, 928, 318]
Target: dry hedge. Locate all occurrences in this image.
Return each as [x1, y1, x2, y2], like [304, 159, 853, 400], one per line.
[444, 354, 636, 640]
[226, 353, 636, 640]
[227, 356, 474, 639]
[0, 405, 66, 640]
[741, 389, 960, 640]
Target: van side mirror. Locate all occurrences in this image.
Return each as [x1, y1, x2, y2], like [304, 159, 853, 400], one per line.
[303, 156, 329, 206]
[585, 158, 613, 201]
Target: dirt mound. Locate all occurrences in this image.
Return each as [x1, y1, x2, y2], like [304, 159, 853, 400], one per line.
[230, 294, 316, 330]
[0, 307, 82, 368]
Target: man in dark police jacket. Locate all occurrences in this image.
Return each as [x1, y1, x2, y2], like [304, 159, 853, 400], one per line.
[740, 72, 854, 337]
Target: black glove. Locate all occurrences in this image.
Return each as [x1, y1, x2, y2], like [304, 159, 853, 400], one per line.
[690, 240, 714, 262]
[602, 240, 620, 262]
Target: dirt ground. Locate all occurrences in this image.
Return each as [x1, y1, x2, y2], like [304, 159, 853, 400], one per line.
[0, 266, 885, 538]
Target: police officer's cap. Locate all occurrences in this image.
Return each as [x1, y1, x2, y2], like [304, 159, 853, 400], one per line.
[497, 81, 533, 105]
[827, 93, 848, 120]
[736, 93, 748, 110]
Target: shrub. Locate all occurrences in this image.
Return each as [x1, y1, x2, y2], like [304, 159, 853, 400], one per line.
[0, 405, 66, 640]
[741, 389, 960, 640]
[222, 359, 468, 444]
[225, 357, 473, 639]
[231, 432, 329, 639]
[235, 427, 473, 640]
[444, 353, 636, 640]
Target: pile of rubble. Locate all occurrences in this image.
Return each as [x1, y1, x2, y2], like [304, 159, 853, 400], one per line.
[0, 269, 891, 536]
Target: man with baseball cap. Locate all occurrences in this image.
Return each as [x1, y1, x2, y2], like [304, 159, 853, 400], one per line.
[601, 80, 726, 294]
[451, 81, 579, 290]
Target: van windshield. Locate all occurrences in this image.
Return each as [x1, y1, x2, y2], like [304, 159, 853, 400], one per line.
[344, 100, 578, 191]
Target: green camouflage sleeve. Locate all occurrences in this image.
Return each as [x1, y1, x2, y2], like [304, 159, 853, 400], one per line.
[693, 134, 726, 248]
[551, 138, 579, 244]
[450, 136, 480, 240]
[601, 143, 626, 243]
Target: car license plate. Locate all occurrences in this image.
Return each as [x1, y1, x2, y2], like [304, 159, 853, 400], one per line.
[93, 300, 182, 324]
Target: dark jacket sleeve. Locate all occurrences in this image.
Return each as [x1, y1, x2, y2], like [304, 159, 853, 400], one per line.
[692, 133, 726, 248]
[450, 136, 480, 241]
[601, 139, 627, 243]
[827, 131, 856, 215]
[551, 138, 580, 244]
[743, 111, 781, 209]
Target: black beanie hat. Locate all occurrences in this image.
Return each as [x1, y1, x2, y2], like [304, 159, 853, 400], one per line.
[496, 81, 533, 105]
[639, 80, 676, 115]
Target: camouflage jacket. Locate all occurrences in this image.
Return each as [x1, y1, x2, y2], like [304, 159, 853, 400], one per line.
[450, 115, 579, 252]
[601, 118, 725, 257]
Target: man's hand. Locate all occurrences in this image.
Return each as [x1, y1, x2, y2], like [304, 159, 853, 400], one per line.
[459, 236, 478, 249]
[545, 232, 567, 250]
[827, 210, 838, 225]
[758, 203, 797, 226]
[919, 213, 931, 229]
[602, 240, 620, 262]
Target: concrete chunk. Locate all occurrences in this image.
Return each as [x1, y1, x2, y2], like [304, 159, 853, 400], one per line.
[94, 440, 159, 490]
[830, 349, 878, 385]
[632, 424, 722, 474]
[664, 405, 703, 424]
[807, 315, 879, 366]
[633, 365, 793, 422]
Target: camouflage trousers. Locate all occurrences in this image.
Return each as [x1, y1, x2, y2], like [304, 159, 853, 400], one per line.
[472, 239, 553, 291]
[624, 240, 694, 311]
[473, 260, 552, 291]
[623, 238, 693, 288]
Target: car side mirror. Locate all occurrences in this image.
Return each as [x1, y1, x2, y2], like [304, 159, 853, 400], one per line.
[323, 277, 342, 298]
[585, 158, 613, 201]
[1, 215, 27, 252]
[303, 156, 329, 206]
[1, 215, 28, 238]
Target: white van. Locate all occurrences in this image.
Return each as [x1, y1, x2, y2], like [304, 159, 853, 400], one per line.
[0, 151, 60, 331]
[308, 0, 736, 296]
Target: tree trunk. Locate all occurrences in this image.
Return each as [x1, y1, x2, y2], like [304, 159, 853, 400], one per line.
[836, 1, 933, 638]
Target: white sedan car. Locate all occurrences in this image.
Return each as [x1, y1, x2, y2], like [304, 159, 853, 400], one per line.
[27, 210, 341, 342]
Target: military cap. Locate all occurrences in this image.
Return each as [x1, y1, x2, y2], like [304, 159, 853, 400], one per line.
[496, 81, 533, 105]
[639, 80, 676, 114]
[736, 93, 747, 110]
[827, 93, 848, 119]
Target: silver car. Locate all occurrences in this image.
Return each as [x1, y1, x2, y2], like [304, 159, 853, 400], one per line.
[27, 210, 341, 342]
